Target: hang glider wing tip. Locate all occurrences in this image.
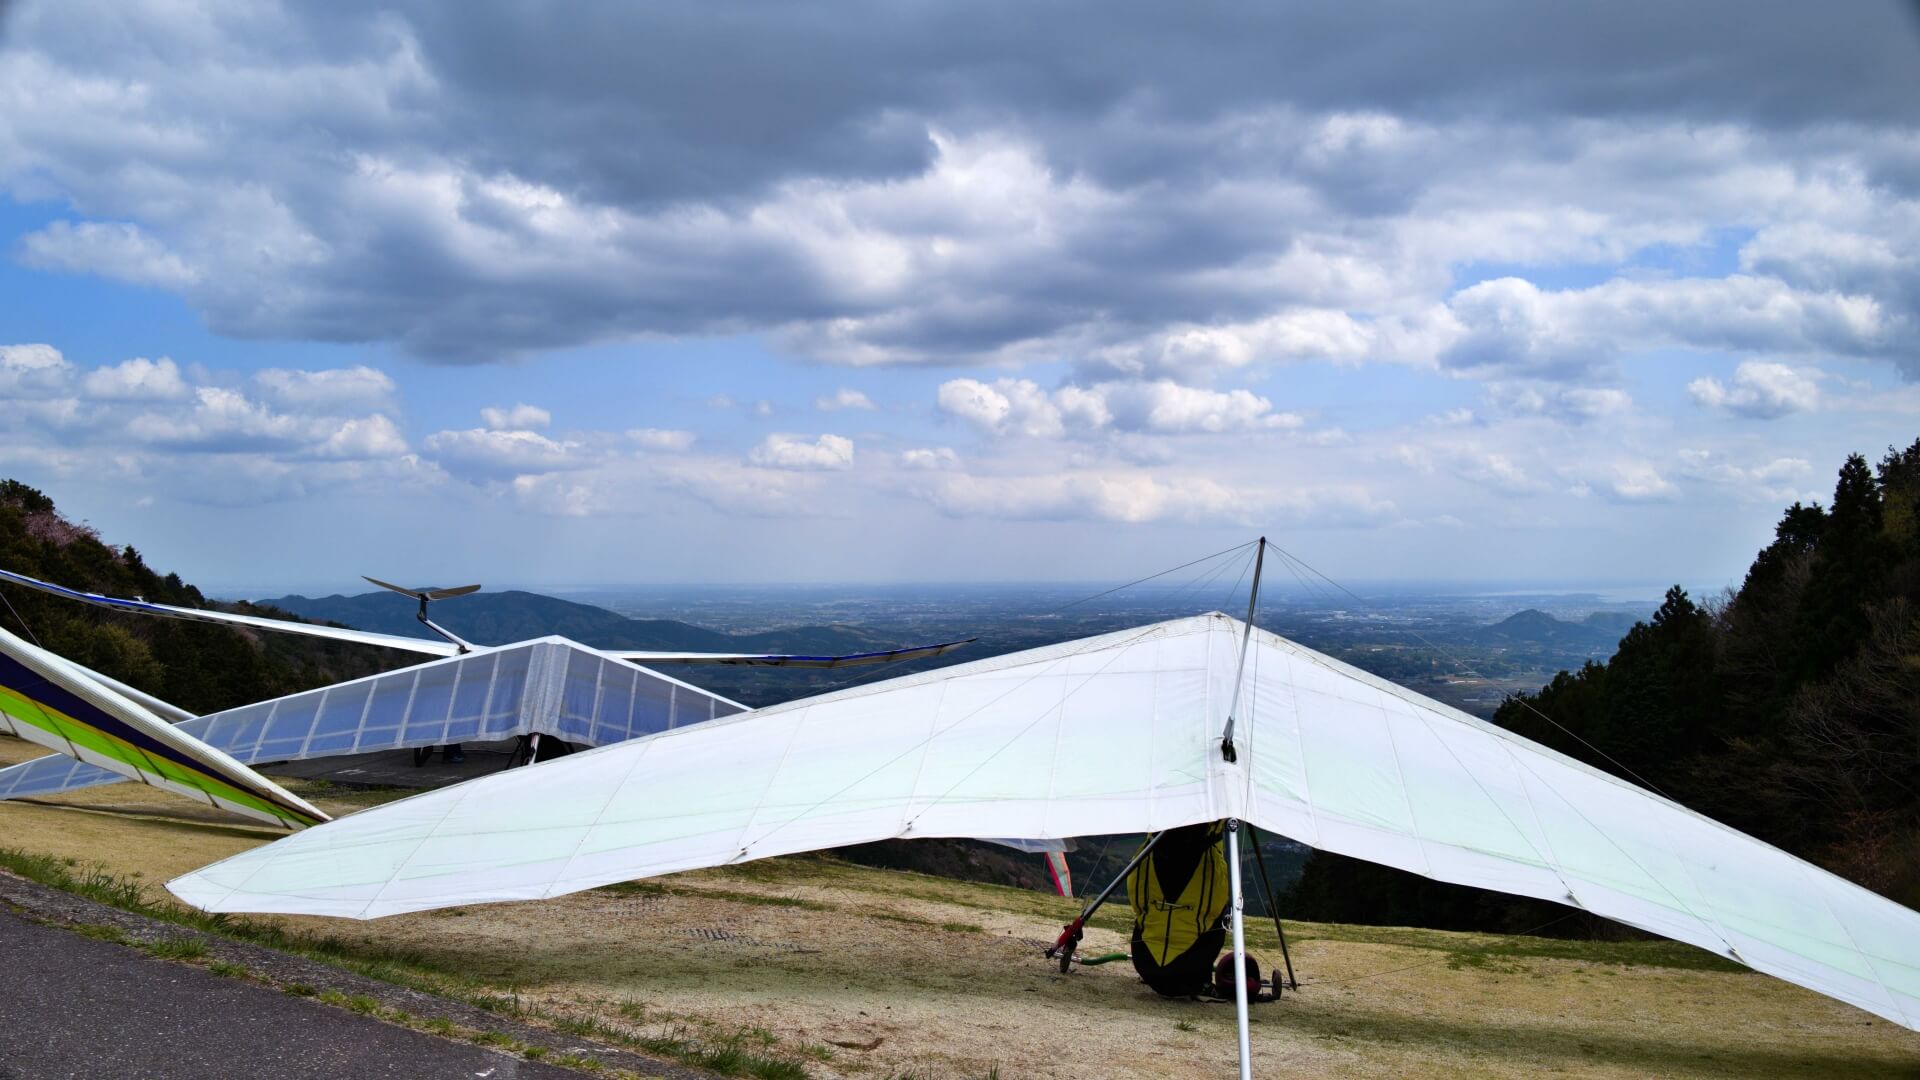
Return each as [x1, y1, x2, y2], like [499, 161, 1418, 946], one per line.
[613, 637, 976, 668]
[0, 564, 457, 656]
[0, 626, 330, 831]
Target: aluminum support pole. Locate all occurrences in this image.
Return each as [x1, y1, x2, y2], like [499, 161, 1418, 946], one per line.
[1227, 818, 1253, 1080]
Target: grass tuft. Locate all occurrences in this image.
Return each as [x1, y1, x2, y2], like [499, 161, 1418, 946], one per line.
[143, 935, 208, 961]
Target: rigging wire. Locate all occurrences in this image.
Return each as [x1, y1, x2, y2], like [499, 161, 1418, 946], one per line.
[1036, 540, 1258, 618]
[793, 541, 1258, 702]
[1259, 539, 1675, 802]
[734, 543, 1263, 856]
[0, 589, 41, 647]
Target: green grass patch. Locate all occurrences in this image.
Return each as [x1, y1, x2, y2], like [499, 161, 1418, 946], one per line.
[207, 960, 249, 978]
[592, 880, 669, 897]
[69, 922, 129, 945]
[1289, 919, 1745, 974]
[679, 885, 830, 911]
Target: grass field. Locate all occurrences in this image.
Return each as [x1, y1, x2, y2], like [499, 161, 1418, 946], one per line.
[1, 734, 1916, 1079]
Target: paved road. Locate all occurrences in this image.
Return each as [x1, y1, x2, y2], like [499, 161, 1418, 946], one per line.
[0, 911, 579, 1079]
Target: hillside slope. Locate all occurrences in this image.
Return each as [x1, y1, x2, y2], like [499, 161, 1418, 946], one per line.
[0, 481, 407, 715]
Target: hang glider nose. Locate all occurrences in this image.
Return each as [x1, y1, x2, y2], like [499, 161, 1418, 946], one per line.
[608, 637, 975, 668]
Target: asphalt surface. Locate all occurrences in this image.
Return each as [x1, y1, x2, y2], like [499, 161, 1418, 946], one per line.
[0, 910, 580, 1080]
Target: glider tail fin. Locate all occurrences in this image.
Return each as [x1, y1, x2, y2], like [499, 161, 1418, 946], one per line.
[362, 577, 482, 602]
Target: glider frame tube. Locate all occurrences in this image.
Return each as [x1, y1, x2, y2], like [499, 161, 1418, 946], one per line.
[1227, 819, 1253, 1080]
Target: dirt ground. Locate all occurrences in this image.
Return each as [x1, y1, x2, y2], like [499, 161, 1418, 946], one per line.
[2, 735, 1917, 1079]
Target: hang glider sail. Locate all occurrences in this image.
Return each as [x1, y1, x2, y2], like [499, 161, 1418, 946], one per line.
[0, 626, 326, 830]
[0, 566, 973, 668]
[168, 613, 1920, 1031]
[0, 637, 748, 802]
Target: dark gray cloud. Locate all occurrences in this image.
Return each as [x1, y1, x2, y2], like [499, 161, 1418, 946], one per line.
[3, 0, 1918, 370]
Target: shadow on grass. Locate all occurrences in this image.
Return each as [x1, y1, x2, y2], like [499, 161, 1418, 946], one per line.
[1269, 1000, 1915, 1079]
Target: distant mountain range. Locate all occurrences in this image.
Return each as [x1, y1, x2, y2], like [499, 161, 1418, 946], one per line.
[260, 589, 903, 654]
[1470, 608, 1637, 649]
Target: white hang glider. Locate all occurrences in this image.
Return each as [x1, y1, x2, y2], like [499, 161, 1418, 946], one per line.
[165, 541, 1920, 1080]
[0, 565, 973, 803]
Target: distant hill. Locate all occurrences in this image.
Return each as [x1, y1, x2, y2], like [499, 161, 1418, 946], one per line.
[1471, 608, 1624, 650]
[261, 588, 902, 655]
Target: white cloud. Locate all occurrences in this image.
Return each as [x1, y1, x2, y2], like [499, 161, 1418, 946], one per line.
[655, 459, 827, 516]
[748, 432, 855, 471]
[316, 414, 409, 459]
[1688, 361, 1821, 419]
[937, 377, 1296, 438]
[1572, 460, 1680, 503]
[423, 428, 585, 481]
[0, 344, 74, 398]
[628, 428, 696, 452]
[1441, 275, 1892, 383]
[480, 403, 552, 431]
[921, 472, 1256, 524]
[900, 447, 960, 470]
[1460, 451, 1551, 496]
[1487, 383, 1633, 422]
[1098, 381, 1302, 434]
[127, 387, 327, 452]
[1676, 449, 1814, 501]
[938, 378, 1067, 438]
[509, 474, 604, 517]
[815, 388, 877, 412]
[82, 357, 189, 402]
[17, 220, 199, 289]
[917, 471, 1394, 526]
[255, 367, 397, 412]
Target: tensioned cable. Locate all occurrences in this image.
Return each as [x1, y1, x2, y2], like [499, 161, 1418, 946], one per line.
[787, 541, 1258, 704]
[1260, 540, 1675, 802]
[733, 545, 1262, 855]
[1035, 540, 1258, 617]
[0, 589, 42, 647]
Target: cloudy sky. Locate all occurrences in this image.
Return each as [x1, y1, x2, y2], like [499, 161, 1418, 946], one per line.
[3, 2, 1919, 591]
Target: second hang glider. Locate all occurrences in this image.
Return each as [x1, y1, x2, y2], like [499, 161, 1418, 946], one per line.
[0, 566, 975, 803]
[170, 611, 1920, 1036]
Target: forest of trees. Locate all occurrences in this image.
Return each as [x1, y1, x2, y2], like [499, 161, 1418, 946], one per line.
[0, 479, 404, 715]
[1286, 440, 1920, 934]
